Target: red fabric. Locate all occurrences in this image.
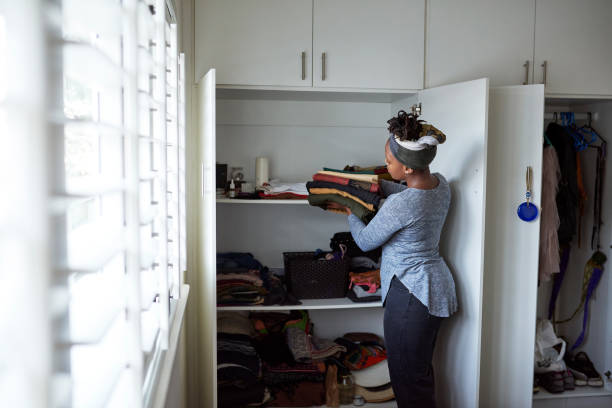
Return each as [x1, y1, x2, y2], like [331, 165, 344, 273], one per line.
[311, 174, 380, 193]
[258, 192, 308, 199]
[312, 173, 350, 185]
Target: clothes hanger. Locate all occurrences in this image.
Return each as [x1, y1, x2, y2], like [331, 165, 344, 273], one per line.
[562, 112, 589, 151]
[581, 112, 607, 147]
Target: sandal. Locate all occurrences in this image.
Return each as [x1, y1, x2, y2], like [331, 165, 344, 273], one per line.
[566, 352, 604, 387]
[536, 372, 565, 394]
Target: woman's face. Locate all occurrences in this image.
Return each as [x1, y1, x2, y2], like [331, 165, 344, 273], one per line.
[385, 140, 408, 181]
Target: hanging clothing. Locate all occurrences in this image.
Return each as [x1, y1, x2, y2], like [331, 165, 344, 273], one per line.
[539, 146, 562, 281]
[590, 142, 607, 250]
[575, 153, 588, 247]
[546, 123, 579, 244]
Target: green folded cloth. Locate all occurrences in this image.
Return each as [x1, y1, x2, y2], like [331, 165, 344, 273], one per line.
[307, 193, 374, 223]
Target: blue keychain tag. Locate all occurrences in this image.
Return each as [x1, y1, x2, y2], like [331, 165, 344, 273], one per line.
[518, 166, 539, 222]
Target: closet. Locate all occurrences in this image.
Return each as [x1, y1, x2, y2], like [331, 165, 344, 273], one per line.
[195, 71, 568, 406]
[480, 97, 612, 407]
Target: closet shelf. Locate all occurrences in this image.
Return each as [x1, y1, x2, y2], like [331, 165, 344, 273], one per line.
[216, 198, 308, 205]
[533, 386, 612, 400]
[217, 297, 382, 311]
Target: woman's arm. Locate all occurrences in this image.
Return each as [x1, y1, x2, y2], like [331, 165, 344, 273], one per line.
[348, 196, 405, 252]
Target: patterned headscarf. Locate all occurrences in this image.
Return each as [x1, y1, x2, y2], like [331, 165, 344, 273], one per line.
[388, 124, 446, 169]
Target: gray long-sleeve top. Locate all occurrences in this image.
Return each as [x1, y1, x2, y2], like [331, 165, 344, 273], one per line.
[348, 174, 457, 317]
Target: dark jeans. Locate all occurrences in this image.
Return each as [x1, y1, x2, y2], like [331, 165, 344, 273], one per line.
[384, 277, 443, 408]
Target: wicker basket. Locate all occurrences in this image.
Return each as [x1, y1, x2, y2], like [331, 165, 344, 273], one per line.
[283, 251, 349, 299]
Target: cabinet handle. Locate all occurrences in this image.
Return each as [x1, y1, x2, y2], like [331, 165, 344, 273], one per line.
[322, 52, 326, 81]
[301, 52, 306, 80]
[541, 60, 547, 86]
[522, 60, 529, 85]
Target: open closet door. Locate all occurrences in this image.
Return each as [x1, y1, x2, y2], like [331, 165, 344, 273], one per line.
[480, 85, 545, 408]
[417, 78, 489, 408]
[198, 69, 217, 407]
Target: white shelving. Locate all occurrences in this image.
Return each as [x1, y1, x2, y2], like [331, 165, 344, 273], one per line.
[218, 297, 382, 311]
[216, 198, 308, 204]
[533, 386, 612, 400]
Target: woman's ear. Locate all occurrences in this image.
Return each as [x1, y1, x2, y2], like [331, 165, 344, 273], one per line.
[404, 167, 413, 175]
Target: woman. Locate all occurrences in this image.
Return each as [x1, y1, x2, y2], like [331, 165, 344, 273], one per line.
[330, 111, 457, 407]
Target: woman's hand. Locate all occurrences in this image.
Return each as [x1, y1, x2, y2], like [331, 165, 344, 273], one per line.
[326, 201, 352, 215]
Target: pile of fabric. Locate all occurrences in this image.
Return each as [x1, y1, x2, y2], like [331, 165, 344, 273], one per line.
[334, 332, 395, 403]
[217, 310, 349, 407]
[329, 231, 382, 302]
[259, 180, 308, 200]
[217, 252, 300, 306]
[217, 312, 271, 408]
[307, 165, 390, 223]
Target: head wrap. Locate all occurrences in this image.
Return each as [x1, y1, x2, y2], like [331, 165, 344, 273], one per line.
[388, 124, 446, 169]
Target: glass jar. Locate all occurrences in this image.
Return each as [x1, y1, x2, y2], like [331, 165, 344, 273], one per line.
[338, 373, 355, 405]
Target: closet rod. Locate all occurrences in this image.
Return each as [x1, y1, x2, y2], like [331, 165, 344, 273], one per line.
[544, 111, 599, 121]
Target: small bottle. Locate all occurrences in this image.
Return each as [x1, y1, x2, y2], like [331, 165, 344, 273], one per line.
[229, 179, 236, 198]
[338, 373, 354, 405]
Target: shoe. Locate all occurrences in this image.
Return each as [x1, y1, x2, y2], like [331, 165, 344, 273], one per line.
[566, 352, 604, 387]
[536, 372, 565, 394]
[562, 369, 575, 390]
[533, 376, 540, 394]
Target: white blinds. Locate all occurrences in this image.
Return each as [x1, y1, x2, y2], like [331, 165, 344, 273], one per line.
[0, 1, 186, 407]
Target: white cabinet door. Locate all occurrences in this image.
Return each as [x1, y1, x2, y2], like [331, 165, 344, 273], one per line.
[535, 0, 612, 96]
[480, 85, 545, 407]
[195, 0, 312, 87]
[417, 78, 489, 408]
[426, 0, 535, 88]
[313, 0, 424, 90]
[198, 69, 218, 407]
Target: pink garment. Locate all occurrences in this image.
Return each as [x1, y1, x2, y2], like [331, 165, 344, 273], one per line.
[539, 146, 561, 281]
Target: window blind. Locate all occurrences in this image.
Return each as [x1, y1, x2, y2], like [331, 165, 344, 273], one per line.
[0, 1, 186, 407]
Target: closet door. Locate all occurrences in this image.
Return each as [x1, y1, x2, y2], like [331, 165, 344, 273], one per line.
[195, 0, 313, 87]
[313, 0, 424, 90]
[480, 84, 545, 407]
[198, 69, 218, 407]
[426, 0, 536, 88]
[416, 78, 489, 408]
[535, 0, 612, 96]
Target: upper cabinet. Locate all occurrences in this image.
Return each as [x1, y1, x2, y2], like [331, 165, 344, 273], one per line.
[313, 0, 424, 90]
[426, 0, 535, 88]
[195, 0, 424, 91]
[534, 0, 612, 96]
[195, 0, 313, 87]
[427, 0, 612, 96]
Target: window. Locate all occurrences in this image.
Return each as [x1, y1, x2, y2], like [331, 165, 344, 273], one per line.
[0, 1, 187, 407]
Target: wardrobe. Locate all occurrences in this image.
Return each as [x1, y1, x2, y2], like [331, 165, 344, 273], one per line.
[481, 98, 612, 408]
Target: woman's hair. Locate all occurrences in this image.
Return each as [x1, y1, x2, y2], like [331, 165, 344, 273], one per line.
[386, 110, 423, 142]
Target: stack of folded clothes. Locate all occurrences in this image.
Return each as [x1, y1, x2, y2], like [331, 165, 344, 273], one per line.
[217, 311, 271, 408]
[249, 311, 345, 407]
[217, 252, 300, 306]
[307, 165, 390, 222]
[259, 180, 308, 200]
[335, 333, 395, 404]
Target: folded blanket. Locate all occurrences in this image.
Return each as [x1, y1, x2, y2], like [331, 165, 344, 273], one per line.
[307, 181, 381, 207]
[307, 193, 374, 223]
[312, 173, 380, 193]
